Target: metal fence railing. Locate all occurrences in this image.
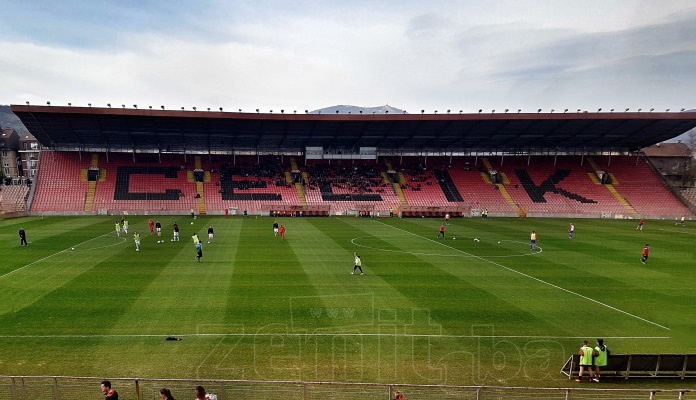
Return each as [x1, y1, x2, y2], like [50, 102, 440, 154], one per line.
[1, 376, 694, 400]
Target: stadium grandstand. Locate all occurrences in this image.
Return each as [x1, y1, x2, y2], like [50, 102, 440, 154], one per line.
[5, 104, 696, 219]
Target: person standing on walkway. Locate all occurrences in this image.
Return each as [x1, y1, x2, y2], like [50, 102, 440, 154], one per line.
[575, 340, 597, 382]
[593, 338, 609, 382]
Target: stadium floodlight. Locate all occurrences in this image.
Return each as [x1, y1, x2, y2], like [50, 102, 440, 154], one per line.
[385, 110, 389, 114]
[610, 109, 614, 112]
[122, 104, 126, 108]
[637, 108, 642, 112]
[281, 110, 285, 113]
[207, 107, 210, 111]
[219, 107, 223, 111]
[359, 110, 363, 114]
[505, 109, 509, 113]
[491, 109, 495, 113]
[133, 104, 137, 109]
[68, 103, 71, 106]
[434, 110, 438, 114]
[625, 108, 630, 112]
[348, 111, 351, 114]
[666, 108, 670, 112]
[149, 106, 152, 110]
[564, 109, 568, 113]
[192, 107, 196, 111]
[180, 107, 184, 110]
[447, 109, 451, 114]
[107, 103, 111, 108]
[46, 101, 51, 106]
[550, 109, 555, 113]
[650, 108, 654, 112]
[518, 109, 522, 113]
[478, 109, 482, 113]
[88, 103, 92, 107]
[597, 108, 601, 112]
[422, 110, 426, 114]
[681, 108, 686, 111]
[160, 105, 164, 110]
[537, 109, 542, 113]
[577, 109, 581, 113]
[25, 101, 29, 105]
[372, 111, 376, 115]
[318, 111, 322, 114]
[459, 110, 463, 114]
[305, 110, 309, 114]
[270, 110, 273, 113]
[335, 110, 339, 114]
[293, 110, 297, 114]
[256, 109, 260, 113]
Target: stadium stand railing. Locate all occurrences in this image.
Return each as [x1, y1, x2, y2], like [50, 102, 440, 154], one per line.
[1, 376, 694, 400]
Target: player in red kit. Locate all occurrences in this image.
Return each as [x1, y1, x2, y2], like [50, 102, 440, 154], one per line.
[641, 244, 650, 264]
[279, 225, 286, 240]
[148, 218, 155, 235]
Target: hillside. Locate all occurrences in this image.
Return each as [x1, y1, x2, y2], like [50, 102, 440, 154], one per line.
[0, 105, 27, 133]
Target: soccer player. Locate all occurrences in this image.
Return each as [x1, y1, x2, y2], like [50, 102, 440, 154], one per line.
[148, 218, 155, 235]
[351, 252, 364, 275]
[530, 230, 538, 250]
[445, 213, 450, 226]
[19, 228, 28, 246]
[273, 220, 279, 236]
[122, 219, 129, 234]
[593, 338, 610, 382]
[207, 225, 214, 243]
[641, 244, 650, 264]
[568, 223, 574, 239]
[191, 208, 195, 218]
[133, 232, 141, 251]
[678, 215, 686, 225]
[279, 225, 286, 240]
[114, 221, 121, 237]
[192, 233, 200, 244]
[195, 386, 217, 400]
[636, 218, 644, 231]
[195, 241, 203, 263]
[172, 222, 180, 241]
[438, 224, 445, 239]
[155, 220, 162, 237]
[575, 340, 597, 382]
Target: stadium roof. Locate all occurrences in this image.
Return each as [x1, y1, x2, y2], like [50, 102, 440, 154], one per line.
[10, 105, 696, 153]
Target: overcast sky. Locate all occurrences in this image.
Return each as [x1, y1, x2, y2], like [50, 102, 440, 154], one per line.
[1, 0, 695, 113]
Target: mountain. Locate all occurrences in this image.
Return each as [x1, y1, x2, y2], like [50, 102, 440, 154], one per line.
[310, 104, 407, 115]
[0, 105, 28, 133]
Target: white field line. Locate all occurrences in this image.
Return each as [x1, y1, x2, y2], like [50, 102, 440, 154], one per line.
[0, 232, 117, 281]
[378, 222, 671, 331]
[0, 333, 670, 339]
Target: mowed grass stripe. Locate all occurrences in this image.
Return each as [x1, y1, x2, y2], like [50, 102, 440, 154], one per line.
[373, 218, 670, 333]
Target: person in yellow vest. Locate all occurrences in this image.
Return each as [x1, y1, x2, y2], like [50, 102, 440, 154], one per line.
[575, 340, 597, 382]
[593, 339, 609, 382]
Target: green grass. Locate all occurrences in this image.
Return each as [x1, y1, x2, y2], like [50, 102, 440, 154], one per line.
[1, 215, 695, 388]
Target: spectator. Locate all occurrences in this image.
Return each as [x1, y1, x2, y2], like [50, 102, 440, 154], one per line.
[159, 388, 176, 400]
[100, 380, 118, 400]
[195, 386, 217, 400]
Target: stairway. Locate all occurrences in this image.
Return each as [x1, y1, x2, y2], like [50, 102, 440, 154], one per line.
[433, 169, 463, 202]
[83, 154, 99, 212]
[194, 156, 206, 215]
[481, 158, 518, 213]
[587, 157, 635, 215]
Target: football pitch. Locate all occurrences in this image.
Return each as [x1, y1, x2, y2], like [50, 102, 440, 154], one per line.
[1, 215, 695, 388]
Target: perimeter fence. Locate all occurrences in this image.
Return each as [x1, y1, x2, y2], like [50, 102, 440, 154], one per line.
[1, 376, 694, 400]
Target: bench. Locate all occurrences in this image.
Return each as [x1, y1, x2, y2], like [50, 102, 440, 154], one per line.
[561, 354, 696, 379]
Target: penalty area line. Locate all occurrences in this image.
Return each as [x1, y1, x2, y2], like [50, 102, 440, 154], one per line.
[377, 221, 671, 331]
[0, 232, 115, 281]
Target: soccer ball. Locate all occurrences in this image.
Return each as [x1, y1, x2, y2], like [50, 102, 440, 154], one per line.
[191, 222, 194, 225]
[497, 241, 501, 244]
[453, 237, 456, 240]
[171, 239, 174, 242]
[474, 238, 480, 242]
[71, 247, 75, 251]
